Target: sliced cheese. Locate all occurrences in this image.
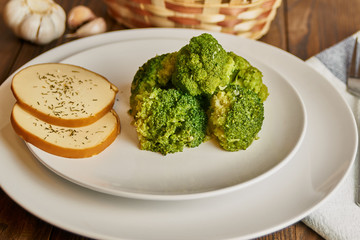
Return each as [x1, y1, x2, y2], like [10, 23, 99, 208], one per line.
[11, 63, 118, 127]
[11, 103, 120, 158]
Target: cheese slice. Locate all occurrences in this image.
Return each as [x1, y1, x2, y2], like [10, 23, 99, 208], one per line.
[11, 63, 118, 127]
[11, 103, 120, 158]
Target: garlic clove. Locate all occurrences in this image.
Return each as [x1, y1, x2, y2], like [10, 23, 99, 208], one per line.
[27, 0, 54, 14]
[66, 17, 107, 38]
[67, 5, 96, 29]
[48, 5, 66, 39]
[37, 15, 57, 44]
[4, 0, 31, 36]
[18, 14, 42, 43]
[36, 3, 66, 44]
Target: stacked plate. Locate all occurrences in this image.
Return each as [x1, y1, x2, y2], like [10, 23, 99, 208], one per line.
[0, 28, 357, 240]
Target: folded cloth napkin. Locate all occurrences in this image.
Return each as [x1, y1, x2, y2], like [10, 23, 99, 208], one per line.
[302, 32, 360, 240]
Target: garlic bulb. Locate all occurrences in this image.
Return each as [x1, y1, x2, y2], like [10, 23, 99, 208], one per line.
[66, 17, 106, 39]
[67, 5, 96, 29]
[4, 0, 66, 45]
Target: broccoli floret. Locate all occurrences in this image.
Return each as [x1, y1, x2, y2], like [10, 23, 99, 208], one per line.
[208, 85, 264, 151]
[132, 88, 207, 155]
[130, 52, 177, 114]
[228, 52, 269, 102]
[172, 33, 234, 97]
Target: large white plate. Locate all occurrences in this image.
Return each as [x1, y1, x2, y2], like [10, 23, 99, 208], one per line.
[26, 37, 306, 200]
[0, 29, 357, 240]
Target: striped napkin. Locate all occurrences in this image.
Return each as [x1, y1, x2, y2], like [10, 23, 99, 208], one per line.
[302, 32, 360, 240]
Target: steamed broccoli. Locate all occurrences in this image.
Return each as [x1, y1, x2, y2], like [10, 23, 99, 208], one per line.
[129, 33, 268, 154]
[171, 33, 234, 97]
[208, 84, 264, 151]
[130, 52, 177, 114]
[228, 52, 269, 102]
[132, 88, 207, 155]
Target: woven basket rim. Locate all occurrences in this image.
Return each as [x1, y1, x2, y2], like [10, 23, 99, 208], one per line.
[162, 0, 272, 8]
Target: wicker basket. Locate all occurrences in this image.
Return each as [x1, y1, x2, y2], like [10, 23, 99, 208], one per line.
[102, 0, 282, 39]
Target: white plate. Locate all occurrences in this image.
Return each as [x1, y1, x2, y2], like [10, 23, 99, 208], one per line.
[26, 37, 307, 200]
[0, 29, 357, 240]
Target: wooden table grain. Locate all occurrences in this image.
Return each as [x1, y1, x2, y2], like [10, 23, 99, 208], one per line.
[1, 0, 359, 239]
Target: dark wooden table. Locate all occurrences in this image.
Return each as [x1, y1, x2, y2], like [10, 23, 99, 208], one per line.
[1, 0, 359, 239]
